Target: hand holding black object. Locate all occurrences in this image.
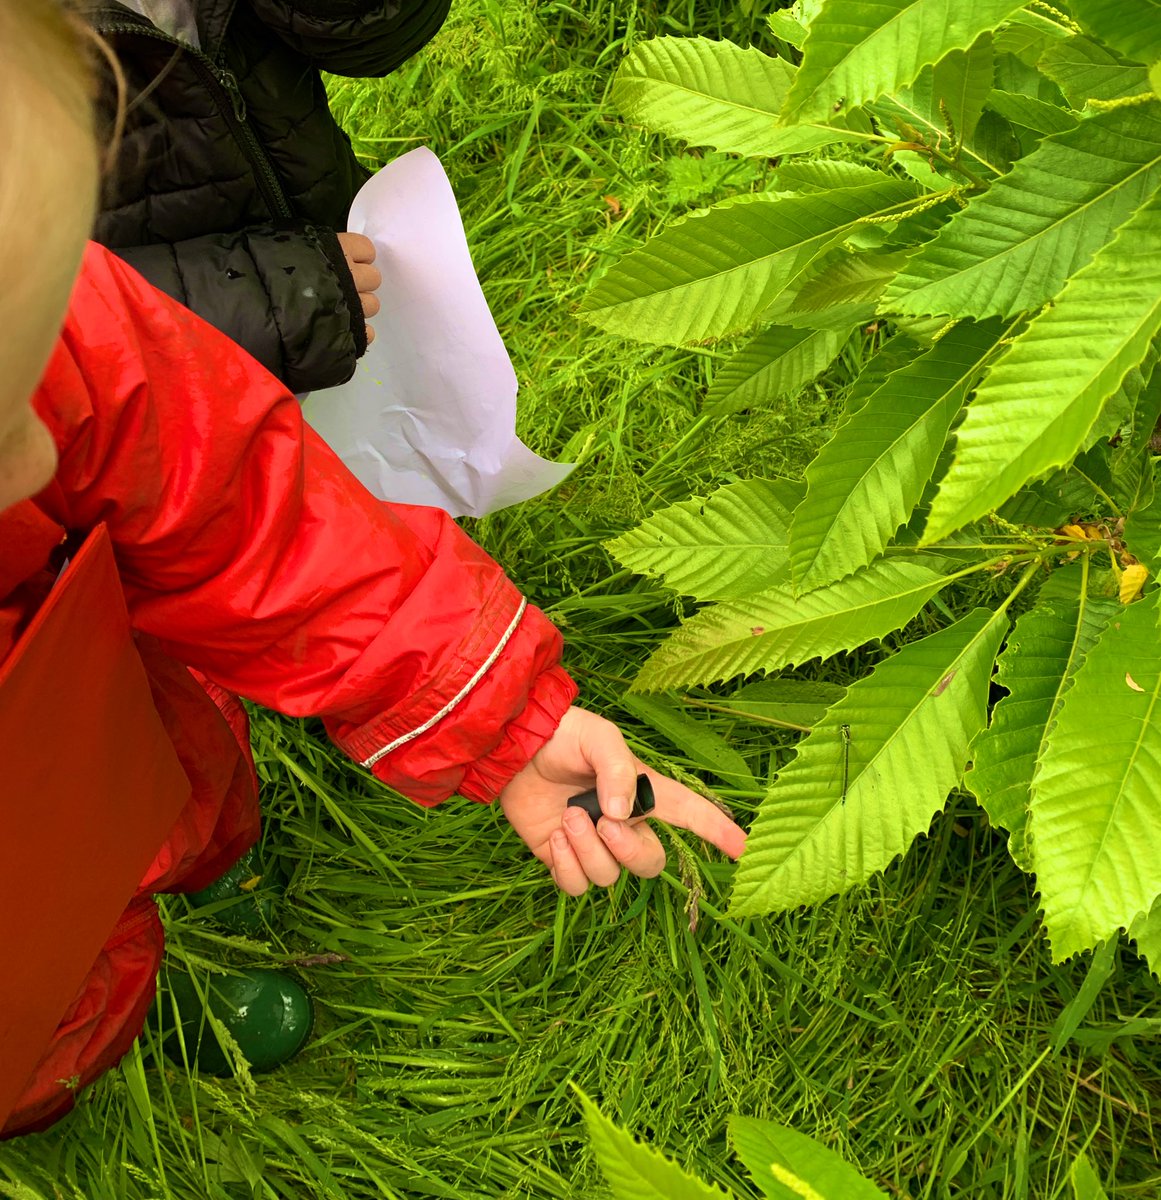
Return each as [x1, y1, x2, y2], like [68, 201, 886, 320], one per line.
[567, 773, 655, 824]
[499, 707, 746, 896]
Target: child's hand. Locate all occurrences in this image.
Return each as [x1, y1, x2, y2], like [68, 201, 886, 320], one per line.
[499, 707, 747, 895]
[337, 232, 381, 345]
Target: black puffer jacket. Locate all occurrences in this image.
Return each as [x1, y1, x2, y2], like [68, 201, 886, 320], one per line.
[86, 0, 451, 392]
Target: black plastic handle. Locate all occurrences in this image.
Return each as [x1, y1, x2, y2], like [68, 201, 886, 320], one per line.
[566, 773, 656, 824]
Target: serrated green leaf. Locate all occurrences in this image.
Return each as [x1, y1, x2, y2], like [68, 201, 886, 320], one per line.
[633, 559, 951, 691]
[774, 160, 885, 192]
[902, 33, 995, 147]
[613, 38, 862, 159]
[705, 326, 844, 417]
[768, 11, 808, 48]
[731, 607, 1007, 915]
[996, 469, 1102, 527]
[608, 478, 803, 601]
[1123, 475, 1161, 570]
[580, 1095, 736, 1200]
[782, 0, 1024, 126]
[729, 1116, 888, 1200]
[1127, 893, 1161, 976]
[1069, 0, 1161, 75]
[1038, 34, 1153, 105]
[791, 320, 1001, 590]
[1070, 1152, 1111, 1200]
[921, 192, 1161, 540]
[985, 88, 1078, 135]
[884, 102, 1161, 321]
[783, 249, 911, 318]
[965, 588, 1118, 869]
[580, 181, 917, 346]
[619, 693, 757, 786]
[994, 11, 1073, 64]
[1085, 329, 1161, 450]
[1030, 588, 1161, 959]
[715, 679, 847, 729]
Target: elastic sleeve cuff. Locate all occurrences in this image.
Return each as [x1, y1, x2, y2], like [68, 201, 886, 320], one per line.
[457, 666, 578, 803]
[312, 225, 368, 358]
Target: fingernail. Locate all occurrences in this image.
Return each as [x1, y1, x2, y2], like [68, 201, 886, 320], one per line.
[610, 795, 633, 821]
[597, 819, 617, 846]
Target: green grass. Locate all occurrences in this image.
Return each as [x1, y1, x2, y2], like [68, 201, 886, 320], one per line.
[4, 2, 1161, 1197]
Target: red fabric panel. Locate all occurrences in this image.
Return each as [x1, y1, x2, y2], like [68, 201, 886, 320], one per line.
[0, 527, 192, 1130]
[0, 899, 164, 1138]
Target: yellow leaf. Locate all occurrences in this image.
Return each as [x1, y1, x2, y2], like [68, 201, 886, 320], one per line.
[1127, 672, 1145, 693]
[238, 875, 263, 893]
[1061, 524, 1088, 539]
[1119, 564, 1148, 604]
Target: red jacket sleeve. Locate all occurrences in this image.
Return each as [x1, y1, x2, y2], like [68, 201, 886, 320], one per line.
[31, 244, 576, 804]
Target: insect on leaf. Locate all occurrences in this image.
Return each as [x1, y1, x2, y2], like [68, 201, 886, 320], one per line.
[923, 192, 1161, 542]
[607, 478, 804, 602]
[1030, 588, 1161, 960]
[730, 606, 1007, 915]
[632, 559, 951, 692]
[728, 1116, 889, 1199]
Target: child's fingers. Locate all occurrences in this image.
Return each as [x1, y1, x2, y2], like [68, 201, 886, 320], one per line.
[338, 231, 376, 264]
[561, 807, 623, 888]
[348, 261, 381, 296]
[571, 712, 637, 821]
[596, 817, 666, 878]
[548, 828, 590, 896]
[642, 769, 748, 860]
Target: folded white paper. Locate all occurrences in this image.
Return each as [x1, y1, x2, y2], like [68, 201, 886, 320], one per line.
[303, 147, 573, 518]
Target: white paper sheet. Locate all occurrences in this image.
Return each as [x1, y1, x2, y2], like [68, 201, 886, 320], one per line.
[302, 148, 573, 518]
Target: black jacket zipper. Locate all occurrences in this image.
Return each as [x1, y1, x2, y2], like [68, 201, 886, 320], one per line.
[98, 21, 294, 222]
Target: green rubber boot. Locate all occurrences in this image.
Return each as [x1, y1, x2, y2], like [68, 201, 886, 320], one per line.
[161, 967, 314, 1076]
[186, 847, 284, 934]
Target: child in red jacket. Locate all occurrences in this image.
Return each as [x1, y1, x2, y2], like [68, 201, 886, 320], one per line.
[0, 2, 745, 1136]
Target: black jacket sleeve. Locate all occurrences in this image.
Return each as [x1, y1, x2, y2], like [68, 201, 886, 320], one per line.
[242, 0, 451, 77]
[112, 223, 366, 394]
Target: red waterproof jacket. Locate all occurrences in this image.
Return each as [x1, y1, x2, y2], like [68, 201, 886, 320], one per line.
[0, 243, 575, 1134]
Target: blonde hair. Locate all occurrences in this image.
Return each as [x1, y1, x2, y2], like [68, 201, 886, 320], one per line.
[0, 0, 105, 439]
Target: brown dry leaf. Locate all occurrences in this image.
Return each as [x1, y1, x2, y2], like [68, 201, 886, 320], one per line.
[602, 194, 622, 216]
